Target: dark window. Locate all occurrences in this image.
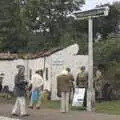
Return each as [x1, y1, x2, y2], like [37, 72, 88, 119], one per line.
[29, 69, 32, 80]
[46, 68, 48, 81]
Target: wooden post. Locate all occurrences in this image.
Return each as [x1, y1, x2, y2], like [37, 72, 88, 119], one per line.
[87, 17, 95, 112]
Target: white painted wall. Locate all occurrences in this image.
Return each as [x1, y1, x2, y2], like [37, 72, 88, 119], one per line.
[0, 57, 50, 91]
[0, 44, 88, 100]
[49, 44, 88, 100]
[0, 59, 24, 91]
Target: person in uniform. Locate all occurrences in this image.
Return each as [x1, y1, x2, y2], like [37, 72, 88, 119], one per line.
[94, 67, 103, 101]
[76, 66, 88, 107]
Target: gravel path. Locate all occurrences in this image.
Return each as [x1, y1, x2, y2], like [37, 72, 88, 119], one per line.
[0, 104, 120, 120]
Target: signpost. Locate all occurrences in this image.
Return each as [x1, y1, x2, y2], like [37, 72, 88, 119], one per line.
[67, 6, 109, 112]
[67, 6, 109, 20]
[72, 88, 85, 107]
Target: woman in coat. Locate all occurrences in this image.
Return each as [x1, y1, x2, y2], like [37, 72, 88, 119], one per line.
[29, 70, 44, 109]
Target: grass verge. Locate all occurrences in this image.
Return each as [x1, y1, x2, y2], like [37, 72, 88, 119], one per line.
[1, 97, 120, 115]
[96, 100, 120, 115]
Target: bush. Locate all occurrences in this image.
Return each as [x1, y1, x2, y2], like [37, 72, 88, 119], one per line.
[94, 37, 120, 98]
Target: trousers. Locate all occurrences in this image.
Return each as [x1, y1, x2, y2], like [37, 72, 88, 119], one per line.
[29, 90, 42, 108]
[61, 92, 69, 113]
[12, 97, 26, 115]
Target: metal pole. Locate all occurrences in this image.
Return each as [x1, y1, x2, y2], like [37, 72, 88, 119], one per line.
[87, 17, 95, 112]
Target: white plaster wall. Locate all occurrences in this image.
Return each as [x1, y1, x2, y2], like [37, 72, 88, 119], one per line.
[0, 44, 88, 100]
[26, 57, 51, 91]
[0, 57, 51, 92]
[50, 55, 88, 100]
[50, 44, 88, 100]
[0, 59, 25, 91]
[43, 57, 52, 91]
[28, 58, 44, 76]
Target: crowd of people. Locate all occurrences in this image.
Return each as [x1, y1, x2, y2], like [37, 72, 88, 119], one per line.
[57, 66, 88, 113]
[11, 65, 45, 117]
[0, 64, 112, 117]
[57, 66, 112, 113]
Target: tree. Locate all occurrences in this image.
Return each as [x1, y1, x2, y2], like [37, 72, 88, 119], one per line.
[93, 3, 120, 39]
[94, 37, 120, 97]
[0, 0, 14, 51]
[0, 0, 29, 53]
[94, 38, 120, 66]
[24, 0, 85, 50]
[0, 0, 86, 53]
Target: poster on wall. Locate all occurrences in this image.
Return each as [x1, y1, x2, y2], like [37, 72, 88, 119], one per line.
[72, 88, 85, 107]
[52, 57, 64, 66]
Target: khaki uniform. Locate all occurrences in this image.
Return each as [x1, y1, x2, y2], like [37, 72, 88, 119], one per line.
[76, 71, 88, 107]
[94, 70, 103, 99]
[76, 71, 88, 88]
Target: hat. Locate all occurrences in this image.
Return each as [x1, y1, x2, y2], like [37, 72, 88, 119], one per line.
[16, 65, 24, 69]
[80, 66, 85, 70]
[66, 67, 71, 72]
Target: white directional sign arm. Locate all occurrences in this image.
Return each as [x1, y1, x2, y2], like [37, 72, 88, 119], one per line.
[67, 6, 110, 20]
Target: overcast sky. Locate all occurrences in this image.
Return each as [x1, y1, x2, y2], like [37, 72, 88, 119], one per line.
[82, 0, 120, 10]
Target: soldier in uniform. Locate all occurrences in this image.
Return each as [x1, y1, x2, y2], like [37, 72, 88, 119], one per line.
[76, 66, 88, 107]
[94, 67, 103, 101]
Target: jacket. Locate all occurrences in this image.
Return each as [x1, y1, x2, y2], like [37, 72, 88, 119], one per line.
[68, 73, 74, 88]
[76, 71, 88, 88]
[57, 74, 70, 95]
[14, 74, 27, 97]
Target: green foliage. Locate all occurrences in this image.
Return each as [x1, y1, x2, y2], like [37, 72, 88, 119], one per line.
[93, 2, 120, 96]
[105, 62, 120, 91]
[1, 0, 119, 54]
[24, 0, 86, 51]
[0, 0, 86, 53]
[94, 38, 120, 66]
[94, 37, 120, 94]
[0, 0, 29, 52]
[96, 100, 120, 115]
[94, 3, 120, 38]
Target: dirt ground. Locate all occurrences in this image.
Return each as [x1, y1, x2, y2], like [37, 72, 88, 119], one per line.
[0, 104, 120, 120]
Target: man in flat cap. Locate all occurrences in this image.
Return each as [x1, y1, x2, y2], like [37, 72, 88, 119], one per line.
[76, 66, 88, 107]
